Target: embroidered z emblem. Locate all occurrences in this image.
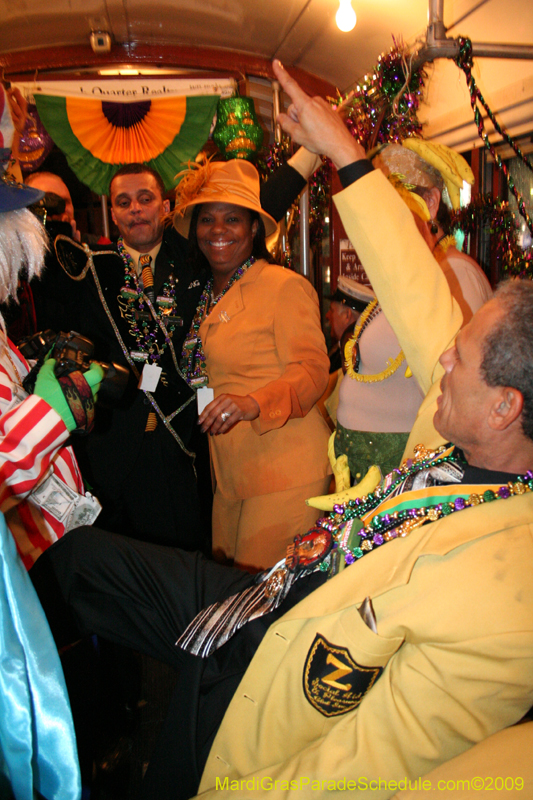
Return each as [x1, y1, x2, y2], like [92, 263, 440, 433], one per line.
[303, 634, 383, 717]
[323, 653, 353, 690]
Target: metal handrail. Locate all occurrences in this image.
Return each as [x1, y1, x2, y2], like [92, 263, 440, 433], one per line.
[413, 0, 533, 67]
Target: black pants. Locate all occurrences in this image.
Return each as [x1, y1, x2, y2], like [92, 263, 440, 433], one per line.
[74, 420, 211, 552]
[31, 527, 326, 799]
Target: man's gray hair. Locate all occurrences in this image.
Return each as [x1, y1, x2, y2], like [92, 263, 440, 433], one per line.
[0, 208, 48, 306]
[480, 279, 533, 441]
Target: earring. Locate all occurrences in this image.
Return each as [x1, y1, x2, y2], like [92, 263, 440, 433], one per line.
[430, 219, 439, 235]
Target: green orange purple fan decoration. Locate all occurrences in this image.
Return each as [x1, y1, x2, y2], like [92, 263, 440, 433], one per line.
[34, 93, 219, 195]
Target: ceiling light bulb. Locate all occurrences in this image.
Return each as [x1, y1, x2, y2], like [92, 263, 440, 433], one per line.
[336, 0, 356, 32]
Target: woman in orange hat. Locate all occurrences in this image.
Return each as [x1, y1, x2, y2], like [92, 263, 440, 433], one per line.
[174, 158, 331, 571]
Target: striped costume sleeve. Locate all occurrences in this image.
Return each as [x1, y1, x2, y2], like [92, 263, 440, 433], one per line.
[0, 335, 86, 567]
[0, 382, 71, 510]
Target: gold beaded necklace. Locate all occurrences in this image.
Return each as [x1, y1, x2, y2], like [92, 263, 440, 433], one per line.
[344, 299, 406, 382]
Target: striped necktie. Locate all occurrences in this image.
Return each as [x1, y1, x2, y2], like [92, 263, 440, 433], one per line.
[138, 253, 157, 432]
[139, 253, 154, 305]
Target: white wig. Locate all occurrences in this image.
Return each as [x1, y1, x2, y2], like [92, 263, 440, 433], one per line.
[0, 208, 48, 306]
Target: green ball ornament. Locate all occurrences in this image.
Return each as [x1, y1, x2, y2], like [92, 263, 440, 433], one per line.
[213, 97, 264, 161]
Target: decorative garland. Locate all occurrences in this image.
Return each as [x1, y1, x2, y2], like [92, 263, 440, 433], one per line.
[256, 141, 332, 264]
[454, 37, 533, 240]
[256, 138, 293, 174]
[251, 39, 533, 287]
[254, 41, 426, 270]
[256, 140, 294, 269]
[451, 195, 533, 278]
[334, 39, 427, 150]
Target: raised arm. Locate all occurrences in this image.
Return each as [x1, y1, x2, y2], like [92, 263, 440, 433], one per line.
[272, 59, 463, 399]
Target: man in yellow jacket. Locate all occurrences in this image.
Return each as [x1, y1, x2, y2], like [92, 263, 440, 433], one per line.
[32, 61, 533, 800]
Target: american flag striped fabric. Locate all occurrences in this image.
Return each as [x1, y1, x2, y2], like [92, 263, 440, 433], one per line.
[0, 333, 87, 568]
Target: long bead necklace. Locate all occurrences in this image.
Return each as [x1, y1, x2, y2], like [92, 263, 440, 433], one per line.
[314, 443, 533, 573]
[344, 299, 406, 382]
[117, 238, 178, 364]
[182, 256, 255, 388]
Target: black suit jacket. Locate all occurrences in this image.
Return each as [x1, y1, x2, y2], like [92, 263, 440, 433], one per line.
[41, 227, 209, 544]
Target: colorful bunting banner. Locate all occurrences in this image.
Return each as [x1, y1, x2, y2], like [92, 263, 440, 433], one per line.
[16, 78, 235, 194]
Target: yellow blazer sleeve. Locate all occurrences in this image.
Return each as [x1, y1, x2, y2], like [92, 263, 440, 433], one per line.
[196, 522, 533, 800]
[196, 627, 533, 800]
[333, 169, 463, 398]
[392, 723, 533, 799]
[249, 274, 329, 435]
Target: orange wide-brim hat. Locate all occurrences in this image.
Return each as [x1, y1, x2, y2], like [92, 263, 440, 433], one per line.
[173, 157, 278, 239]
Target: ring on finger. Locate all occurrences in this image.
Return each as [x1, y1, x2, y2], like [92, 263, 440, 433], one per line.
[221, 411, 231, 422]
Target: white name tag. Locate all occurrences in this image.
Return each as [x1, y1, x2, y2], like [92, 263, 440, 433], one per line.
[197, 386, 214, 414]
[139, 363, 162, 392]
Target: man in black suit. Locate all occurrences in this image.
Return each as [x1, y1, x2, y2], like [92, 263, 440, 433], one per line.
[52, 157, 315, 549]
[57, 164, 207, 548]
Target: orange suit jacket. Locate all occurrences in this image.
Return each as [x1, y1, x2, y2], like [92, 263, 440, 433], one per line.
[199, 259, 331, 500]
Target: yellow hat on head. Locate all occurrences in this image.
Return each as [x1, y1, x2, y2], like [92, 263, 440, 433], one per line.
[372, 138, 474, 216]
[173, 156, 278, 239]
[402, 137, 474, 211]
